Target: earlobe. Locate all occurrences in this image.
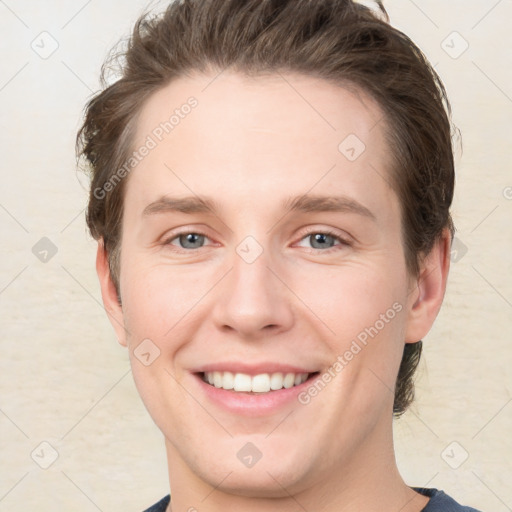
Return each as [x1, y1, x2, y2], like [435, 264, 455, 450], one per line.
[96, 239, 128, 347]
[404, 229, 451, 344]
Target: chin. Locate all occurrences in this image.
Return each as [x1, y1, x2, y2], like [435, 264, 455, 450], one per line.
[186, 443, 314, 498]
[204, 468, 310, 499]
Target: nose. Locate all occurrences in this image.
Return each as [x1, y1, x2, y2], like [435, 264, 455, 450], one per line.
[211, 246, 295, 339]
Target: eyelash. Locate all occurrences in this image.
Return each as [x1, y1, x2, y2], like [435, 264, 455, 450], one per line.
[162, 228, 351, 254]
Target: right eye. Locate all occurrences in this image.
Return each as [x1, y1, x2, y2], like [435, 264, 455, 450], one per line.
[163, 231, 214, 251]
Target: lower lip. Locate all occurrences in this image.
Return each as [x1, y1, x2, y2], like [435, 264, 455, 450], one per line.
[193, 373, 318, 416]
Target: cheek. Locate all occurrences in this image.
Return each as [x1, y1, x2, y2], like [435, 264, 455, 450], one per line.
[119, 260, 198, 427]
[293, 261, 406, 340]
[120, 259, 206, 343]
[291, 260, 409, 398]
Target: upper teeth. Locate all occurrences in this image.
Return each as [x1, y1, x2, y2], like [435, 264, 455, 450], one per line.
[203, 371, 309, 393]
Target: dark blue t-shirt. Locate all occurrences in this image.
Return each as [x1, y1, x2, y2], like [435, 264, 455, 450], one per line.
[412, 487, 483, 511]
[143, 487, 484, 511]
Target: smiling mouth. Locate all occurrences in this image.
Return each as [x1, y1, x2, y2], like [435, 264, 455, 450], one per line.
[199, 371, 320, 393]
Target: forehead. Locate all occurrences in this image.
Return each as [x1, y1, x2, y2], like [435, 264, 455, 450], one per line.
[133, 70, 387, 153]
[126, 70, 398, 224]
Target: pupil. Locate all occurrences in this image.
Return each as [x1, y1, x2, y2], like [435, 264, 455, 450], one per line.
[312, 233, 332, 249]
[181, 233, 203, 248]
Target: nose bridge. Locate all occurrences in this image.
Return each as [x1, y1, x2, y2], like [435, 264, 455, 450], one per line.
[232, 236, 272, 296]
[211, 235, 294, 336]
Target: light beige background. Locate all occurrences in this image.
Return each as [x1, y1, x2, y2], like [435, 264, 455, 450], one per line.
[0, 1, 511, 511]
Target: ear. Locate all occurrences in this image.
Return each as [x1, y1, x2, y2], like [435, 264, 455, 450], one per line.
[96, 239, 127, 347]
[404, 228, 451, 344]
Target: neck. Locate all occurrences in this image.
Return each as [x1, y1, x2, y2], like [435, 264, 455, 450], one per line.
[164, 415, 429, 512]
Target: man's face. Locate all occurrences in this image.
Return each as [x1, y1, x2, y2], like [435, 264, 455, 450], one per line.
[112, 71, 418, 494]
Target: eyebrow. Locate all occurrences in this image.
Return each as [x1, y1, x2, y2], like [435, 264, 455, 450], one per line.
[282, 194, 376, 220]
[143, 195, 217, 216]
[142, 193, 376, 220]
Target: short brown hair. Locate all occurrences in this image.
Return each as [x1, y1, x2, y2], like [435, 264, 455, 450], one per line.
[77, 0, 455, 417]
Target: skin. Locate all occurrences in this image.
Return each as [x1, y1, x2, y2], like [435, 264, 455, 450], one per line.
[96, 70, 451, 512]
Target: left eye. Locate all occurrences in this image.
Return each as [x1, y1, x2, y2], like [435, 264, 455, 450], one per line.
[296, 232, 346, 251]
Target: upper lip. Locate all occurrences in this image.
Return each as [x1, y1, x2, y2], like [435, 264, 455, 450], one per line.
[192, 362, 319, 376]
